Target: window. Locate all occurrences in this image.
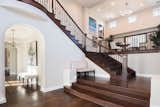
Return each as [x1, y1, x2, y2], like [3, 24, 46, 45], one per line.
[109, 21, 117, 28]
[126, 34, 146, 47]
[128, 16, 137, 23]
[153, 7, 160, 16]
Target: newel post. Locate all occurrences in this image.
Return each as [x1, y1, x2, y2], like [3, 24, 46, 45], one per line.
[84, 33, 87, 51]
[122, 54, 128, 81]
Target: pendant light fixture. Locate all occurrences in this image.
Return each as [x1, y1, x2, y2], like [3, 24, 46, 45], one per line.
[120, 0, 133, 16]
[11, 29, 16, 48]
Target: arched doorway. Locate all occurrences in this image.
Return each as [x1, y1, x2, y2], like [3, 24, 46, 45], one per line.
[3, 24, 45, 101]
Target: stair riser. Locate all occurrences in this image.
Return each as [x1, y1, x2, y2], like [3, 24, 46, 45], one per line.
[65, 87, 124, 107]
[86, 52, 136, 79]
[77, 80, 150, 101]
[72, 84, 149, 107]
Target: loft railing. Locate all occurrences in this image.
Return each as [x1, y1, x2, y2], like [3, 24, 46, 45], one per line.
[109, 28, 160, 54]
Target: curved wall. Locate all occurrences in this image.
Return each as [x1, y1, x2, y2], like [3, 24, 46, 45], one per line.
[0, 0, 85, 103]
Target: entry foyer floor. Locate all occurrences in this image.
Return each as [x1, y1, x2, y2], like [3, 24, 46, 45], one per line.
[1, 76, 100, 107]
[1, 87, 100, 107]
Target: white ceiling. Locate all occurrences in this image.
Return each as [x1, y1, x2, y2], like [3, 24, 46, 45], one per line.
[76, 0, 160, 22]
[75, 0, 106, 8]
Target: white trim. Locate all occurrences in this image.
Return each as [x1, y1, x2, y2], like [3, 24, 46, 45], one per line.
[136, 74, 160, 78]
[40, 85, 63, 93]
[0, 97, 6, 104]
[136, 74, 153, 78]
[150, 105, 160, 107]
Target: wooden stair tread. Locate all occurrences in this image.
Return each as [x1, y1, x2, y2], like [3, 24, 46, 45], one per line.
[64, 87, 124, 107]
[86, 52, 136, 79]
[72, 83, 149, 107]
[77, 79, 150, 100]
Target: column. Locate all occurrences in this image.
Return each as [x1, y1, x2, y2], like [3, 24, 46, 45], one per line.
[122, 54, 128, 81]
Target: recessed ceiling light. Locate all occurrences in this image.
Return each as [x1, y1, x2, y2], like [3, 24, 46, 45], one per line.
[106, 14, 115, 20]
[140, 3, 144, 7]
[111, 2, 115, 6]
[97, 8, 101, 12]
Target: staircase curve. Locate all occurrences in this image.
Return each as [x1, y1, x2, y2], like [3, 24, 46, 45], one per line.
[18, 0, 136, 80]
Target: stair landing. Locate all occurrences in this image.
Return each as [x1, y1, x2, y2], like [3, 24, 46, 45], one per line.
[80, 76, 151, 93]
[65, 76, 151, 107]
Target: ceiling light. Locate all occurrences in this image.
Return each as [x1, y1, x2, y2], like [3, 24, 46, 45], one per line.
[106, 14, 115, 20]
[120, 10, 133, 16]
[97, 8, 101, 12]
[11, 29, 16, 48]
[111, 2, 115, 6]
[120, 0, 133, 16]
[140, 3, 144, 7]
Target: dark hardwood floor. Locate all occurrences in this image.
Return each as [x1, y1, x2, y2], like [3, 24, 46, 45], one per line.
[1, 76, 100, 107]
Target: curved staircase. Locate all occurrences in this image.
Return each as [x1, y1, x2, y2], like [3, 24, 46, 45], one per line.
[18, 0, 150, 107]
[19, 0, 136, 80]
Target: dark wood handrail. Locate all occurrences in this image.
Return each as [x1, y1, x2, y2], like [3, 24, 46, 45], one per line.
[112, 26, 158, 39]
[55, 0, 85, 35]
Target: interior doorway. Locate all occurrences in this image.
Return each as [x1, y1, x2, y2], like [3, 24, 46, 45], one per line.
[4, 24, 45, 90]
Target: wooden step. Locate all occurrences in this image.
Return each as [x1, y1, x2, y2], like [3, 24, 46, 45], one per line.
[77, 79, 150, 101]
[72, 83, 149, 107]
[86, 52, 136, 79]
[64, 87, 123, 107]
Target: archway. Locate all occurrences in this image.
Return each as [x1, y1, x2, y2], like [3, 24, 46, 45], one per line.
[3, 24, 45, 100]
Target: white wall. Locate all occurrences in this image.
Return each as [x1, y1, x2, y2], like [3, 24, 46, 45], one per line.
[128, 53, 160, 76]
[150, 76, 160, 107]
[0, 0, 85, 103]
[105, 7, 160, 37]
[58, 0, 84, 31]
[110, 53, 160, 76]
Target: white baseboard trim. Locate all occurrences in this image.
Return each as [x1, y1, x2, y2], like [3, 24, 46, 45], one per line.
[150, 105, 160, 107]
[137, 74, 152, 77]
[40, 85, 63, 93]
[137, 74, 160, 78]
[0, 97, 6, 104]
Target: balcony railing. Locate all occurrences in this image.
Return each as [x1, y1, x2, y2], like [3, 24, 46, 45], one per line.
[108, 27, 160, 54]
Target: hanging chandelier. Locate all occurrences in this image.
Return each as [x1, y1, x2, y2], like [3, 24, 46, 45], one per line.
[120, 0, 133, 16]
[11, 29, 16, 48]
